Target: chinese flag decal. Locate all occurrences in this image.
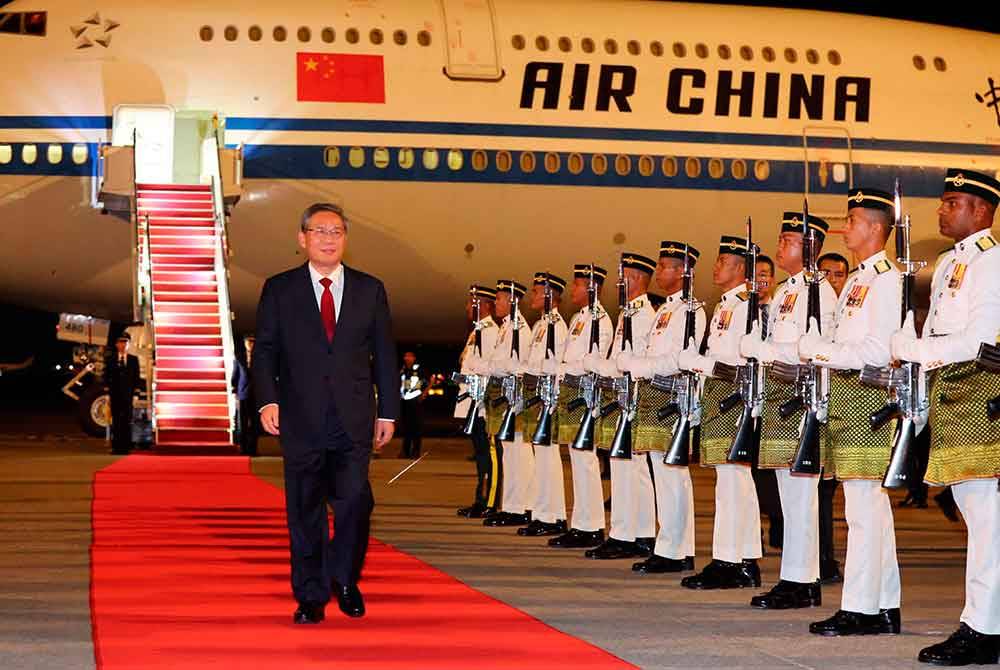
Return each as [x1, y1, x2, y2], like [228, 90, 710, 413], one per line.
[297, 52, 385, 103]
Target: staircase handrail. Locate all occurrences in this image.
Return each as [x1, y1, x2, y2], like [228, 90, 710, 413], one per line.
[207, 132, 237, 437]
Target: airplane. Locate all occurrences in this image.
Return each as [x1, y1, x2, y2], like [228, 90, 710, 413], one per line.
[1, 1, 998, 444]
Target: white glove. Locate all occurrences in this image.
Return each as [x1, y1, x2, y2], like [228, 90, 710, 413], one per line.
[617, 351, 636, 374]
[739, 319, 765, 361]
[678, 339, 712, 375]
[797, 317, 827, 362]
[565, 361, 585, 376]
[515, 358, 532, 375]
[495, 356, 516, 374]
[890, 312, 921, 364]
[466, 357, 487, 375]
[582, 352, 602, 374]
[541, 357, 560, 375]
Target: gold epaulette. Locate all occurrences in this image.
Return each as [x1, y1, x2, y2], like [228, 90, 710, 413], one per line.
[736, 291, 750, 301]
[873, 259, 893, 274]
[975, 235, 997, 252]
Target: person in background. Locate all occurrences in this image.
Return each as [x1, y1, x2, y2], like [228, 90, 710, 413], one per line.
[818, 253, 850, 298]
[107, 332, 141, 455]
[232, 335, 259, 456]
[399, 351, 428, 459]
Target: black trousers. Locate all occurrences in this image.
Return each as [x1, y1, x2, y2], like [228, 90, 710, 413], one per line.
[282, 409, 373, 606]
[469, 417, 499, 509]
[238, 398, 259, 456]
[752, 467, 783, 547]
[400, 398, 423, 458]
[110, 394, 133, 453]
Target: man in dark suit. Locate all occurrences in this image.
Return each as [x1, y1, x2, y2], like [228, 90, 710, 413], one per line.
[107, 332, 141, 455]
[254, 202, 399, 625]
[232, 335, 258, 456]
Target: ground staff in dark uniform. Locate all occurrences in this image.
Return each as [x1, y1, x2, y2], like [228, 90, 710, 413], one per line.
[107, 332, 140, 455]
[232, 335, 259, 456]
[891, 170, 1000, 665]
[399, 351, 428, 459]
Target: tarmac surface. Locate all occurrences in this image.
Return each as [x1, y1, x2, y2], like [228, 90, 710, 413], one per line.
[0, 412, 974, 669]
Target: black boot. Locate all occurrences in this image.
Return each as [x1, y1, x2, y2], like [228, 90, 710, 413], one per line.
[918, 624, 999, 665]
[632, 555, 695, 573]
[750, 580, 821, 609]
[548, 528, 604, 548]
[457, 503, 487, 518]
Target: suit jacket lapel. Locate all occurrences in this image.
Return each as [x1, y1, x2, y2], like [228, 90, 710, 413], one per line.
[335, 266, 360, 347]
[296, 263, 329, 346]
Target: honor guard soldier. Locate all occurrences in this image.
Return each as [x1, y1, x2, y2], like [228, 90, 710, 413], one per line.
[891, 170, 1000, 665]
[517, 272, 570, 537]
[679, 235, 763, 590]
[618, 242, 706, 573]
[477, 280, 534, 527]
[455, 285, 500, 518]
[740, 212, 837, 610]
[799, 189, 903, 636]
[547, 265, 614, 549]
[582, 253, 658, 560]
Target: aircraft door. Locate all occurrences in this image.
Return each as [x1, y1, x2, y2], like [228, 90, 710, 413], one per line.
[802, 125, 854, 223]
[438, 0, 503, 81]
[111, 104, 175, 184]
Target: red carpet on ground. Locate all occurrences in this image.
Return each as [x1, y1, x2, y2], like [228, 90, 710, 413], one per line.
[90, 456, 633, 669]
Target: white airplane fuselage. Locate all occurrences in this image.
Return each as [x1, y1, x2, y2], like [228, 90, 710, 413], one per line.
[1, 0, 998, 340]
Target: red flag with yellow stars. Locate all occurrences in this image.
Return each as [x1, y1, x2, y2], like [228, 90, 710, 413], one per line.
[296, 52, 385, 103]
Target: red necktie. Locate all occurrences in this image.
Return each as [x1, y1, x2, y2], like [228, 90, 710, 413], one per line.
[319, 277, 337, 342]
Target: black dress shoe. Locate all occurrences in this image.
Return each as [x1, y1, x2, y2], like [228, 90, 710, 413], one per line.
[548, 529, 604, 548]
[518, 519, 566, 537]
[457, 503, 486, 518]
[332, 581, 365, 618]
[810, 609, 881, 636]
[293, 602, 325, 624]
[740, 559, 762, 588]
[935, 488, 960, 523]
[681, 559, 756, 589]
[585, 538, 640, 560]
[918, 624, 999, 665]
[751, 580, 821, 609]
[877, 608, 902, 635]
[820, 559, 843, 585]
[483, 511, 531, 527]
[634, 537, 655, 557]
[632, 555, 695, 573]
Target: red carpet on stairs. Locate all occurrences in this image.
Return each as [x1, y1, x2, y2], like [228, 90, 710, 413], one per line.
[90, 456, 634, 669]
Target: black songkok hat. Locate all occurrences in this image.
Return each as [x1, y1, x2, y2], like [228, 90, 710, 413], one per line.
[496, 279, 527, 299]
[781, 212, 829, 241]
[469, 285, 496, 301]
[620, 252, 656, 276]
[659, 241, 700, 265]
[847, 188, 895, 214]
[718, 235, 749, 256]
[574, 264, 608, 284]
[533, 272, 567, 293]
[943, 169, 1000, 207]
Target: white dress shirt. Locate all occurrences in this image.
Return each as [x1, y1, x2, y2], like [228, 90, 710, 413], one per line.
[762, 270, 837, 364]
[561, 302, 613, 375]
[524, 308, 568, 373]
[308, 262, 344, 320]
[627, 289, 707, 378]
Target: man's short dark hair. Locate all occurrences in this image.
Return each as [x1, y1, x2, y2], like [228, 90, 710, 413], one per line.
[757, 255, 775, 274]
[300, 202, 349, 232]
[818, 252, 849, 270]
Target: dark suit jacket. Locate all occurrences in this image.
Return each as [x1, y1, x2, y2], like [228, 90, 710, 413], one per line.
[252, 263, 399, 456]
[106, 353, 141, 404]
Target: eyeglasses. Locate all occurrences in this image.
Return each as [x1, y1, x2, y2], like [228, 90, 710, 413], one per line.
[305, 227, 346, 238]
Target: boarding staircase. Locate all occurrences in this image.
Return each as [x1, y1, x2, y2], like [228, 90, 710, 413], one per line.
[100, 106, 242, 451]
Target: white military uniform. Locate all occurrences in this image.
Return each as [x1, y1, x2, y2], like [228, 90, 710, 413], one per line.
[524, 307, 569, 525]
[587, 294, 657, 544]
[682, 283, 762, 564]
[910, 227, 1000, 634]
[805, 250, 902, 614]
[487, 308, 533, 515]
[750, 270, 836, 584]
[455, 315, 499, 419]
[559, 302, 613, 532]
[622, 289, 706, 560]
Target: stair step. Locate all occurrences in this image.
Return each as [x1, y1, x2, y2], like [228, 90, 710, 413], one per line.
[138, 192, 212, 202]
[157, 417, 232, 430]
[149, 234, 216, 245]
[140, 209, 214, 219]
[156, 345, 224, 358]
[155, 368, 226, 380]
[154, 378, 227, 391]
[148, 224, 216, 234]
[151, 259, 215, 270]
[156, 401, 230, 416]
[153, 269, 217, 280]
[155, 324, 223, 336]
[154, 283, 219, 295]
[154, 291, 218, 303]
[137, 183, 211, 192]
[153, 300, 220, 313]
[144, 217, 215, 227]
[156, 356, 224, 370]
[154, 315, 220, 328]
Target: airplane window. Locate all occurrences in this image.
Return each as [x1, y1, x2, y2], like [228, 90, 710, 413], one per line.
[0, 145, 11, 165]
[298, 27, 311, 42]
[933, 57, 946, 72]
[718, 44, 731, 60]
[685, 157, 701, 178]
[393, 30, 406, 46]
[72, 144, 89, 165]
[672, 42, 686, 58]
[248, 25, 262, 42]
[417, 30, 432, 46]
[581, 37, 595, 53]
[535, 36, 549, 51]
[650, 41, 664, 57]
[662, 156, 678, 177]
[199, 26, 214, 42]
[739, 45, 753, 61]
[447, 149, 464, 171]
[806, 49, 819, 64]
[591, 154, 608, 176]
[520, 152, 536, 173]
[373, 147, 390, 169]
[762, 46, 776, 62]
[638, 155, 654, 177]
[370, 29, 383, 45]
[604, 39, 618, 55]
[346, 28, 359, 44]
[322, 27, 335, 43]
[558, 36, 572, 52]
[273, 26, 287, 42]
[495, 151, 512, 172]
[627, 40, 641, 56]
[784, 47, 797, 63]
[47, 145, 63, 165]
[544, 152, 560, 174]
[22, 144, 37, 165]
[567, 153, 584, 175]
[708, 158, 724, 179]
[471, 150, 488, 171]
[754, 159, 771, 181]
[731, 159, 747, 180]
[422, 149, 439, 170]
[614, 154, 632, 176]
[828, 50, 841, 65]
[398, 148, 414, 169]
[695, 43, 708, 58]
[913, 55, 926, 71]
[511, 34, 525, 50]
[224, 26, 238, 42]
[348, 147, 365, 169]
[324, 147, 341, 168]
